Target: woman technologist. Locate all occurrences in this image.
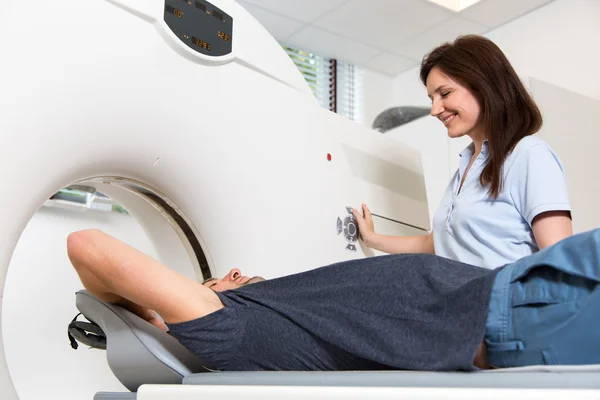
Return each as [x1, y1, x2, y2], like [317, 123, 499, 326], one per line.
[354, 35, 573, 269]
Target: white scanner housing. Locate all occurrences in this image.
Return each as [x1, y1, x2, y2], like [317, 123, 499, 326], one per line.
[0, 1, 430, 398]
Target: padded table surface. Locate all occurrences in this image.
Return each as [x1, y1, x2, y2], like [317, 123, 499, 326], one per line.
[183, 368, 600, 389]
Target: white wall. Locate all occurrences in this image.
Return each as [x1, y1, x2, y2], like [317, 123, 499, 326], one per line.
[486, 0, 600, 102]
[3, 207, 158, 399]
[362, 69, 396, 129]
[529, 78, 600, 234]
[390, 0, 600, 226]
[394, 0, 600, 105]
[385, 116, 453, 224]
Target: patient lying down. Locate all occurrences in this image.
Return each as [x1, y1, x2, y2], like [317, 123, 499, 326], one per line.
[67, 229, 600, 371]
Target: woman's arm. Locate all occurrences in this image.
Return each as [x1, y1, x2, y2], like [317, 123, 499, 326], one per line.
[352, 204, 434, 254]
[532, 210, 573, 249]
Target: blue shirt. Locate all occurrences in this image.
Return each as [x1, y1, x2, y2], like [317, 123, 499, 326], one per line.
[432, 136, 571, 269]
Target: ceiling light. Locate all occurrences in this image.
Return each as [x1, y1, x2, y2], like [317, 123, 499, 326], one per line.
[426, 0, 483, 12]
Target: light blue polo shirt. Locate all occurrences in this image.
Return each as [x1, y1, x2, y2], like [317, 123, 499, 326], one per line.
[432, 136, 571, 270]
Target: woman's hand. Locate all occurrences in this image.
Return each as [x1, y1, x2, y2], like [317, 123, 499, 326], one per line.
[352, 203, 376, 246]
[351, 204, 435, 254]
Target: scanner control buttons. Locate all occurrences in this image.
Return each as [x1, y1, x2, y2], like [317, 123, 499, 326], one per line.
[337, 206, 358, 252]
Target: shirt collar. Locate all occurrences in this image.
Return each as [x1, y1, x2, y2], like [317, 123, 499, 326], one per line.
[459, 140, 489, 158]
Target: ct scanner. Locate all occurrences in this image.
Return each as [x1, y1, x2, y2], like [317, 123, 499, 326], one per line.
[0, 0, 599, 399]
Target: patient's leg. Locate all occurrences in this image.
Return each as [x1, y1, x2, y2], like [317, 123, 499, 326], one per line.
[67, 229, 223, 328]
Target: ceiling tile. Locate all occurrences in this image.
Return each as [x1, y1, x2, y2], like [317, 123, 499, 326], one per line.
[287, 26, 382, 65]
[392, 16, 487, 60]
[236, 2, 305, 40]
[313, 0, 453, 50]
[459, 0, 555, 28]
[365, 52, 419, 77]
[236, 0, 348, 23]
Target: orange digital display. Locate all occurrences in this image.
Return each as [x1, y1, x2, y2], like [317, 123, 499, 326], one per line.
[165, 5, 183, 18]
[165, 1, 232, 56]
[217, 31, 231, 43]
[192, 36, 211, 51]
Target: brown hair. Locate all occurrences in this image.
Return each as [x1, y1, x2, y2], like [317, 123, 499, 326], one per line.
[419, 35, 542, 199]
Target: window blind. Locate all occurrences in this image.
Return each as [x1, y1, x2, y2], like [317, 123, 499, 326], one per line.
[336, 62, 364, 123]
[282, 44, 363, 123]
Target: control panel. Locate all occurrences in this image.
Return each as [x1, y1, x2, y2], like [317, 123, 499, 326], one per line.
[164, 0, 233, 57]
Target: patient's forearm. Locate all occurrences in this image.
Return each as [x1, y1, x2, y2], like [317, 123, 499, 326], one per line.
[69, 242, 166, 331]
[67, 229, 223, 324]
[71, 252, 122, 303]
[77, 269, 167, 331]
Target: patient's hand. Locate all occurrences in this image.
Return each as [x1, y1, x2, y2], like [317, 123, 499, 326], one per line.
[134, 306, 168, 332]
[118, 299, 169, 332]
[146, 312, 168, 332]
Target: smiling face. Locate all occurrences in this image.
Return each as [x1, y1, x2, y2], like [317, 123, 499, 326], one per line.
[202, 268, 265, 292]
[426, 66, 484, 142]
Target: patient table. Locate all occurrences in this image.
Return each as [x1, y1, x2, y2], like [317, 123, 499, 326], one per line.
[77, 290, 600, 399]
[0, 0, 598, 398]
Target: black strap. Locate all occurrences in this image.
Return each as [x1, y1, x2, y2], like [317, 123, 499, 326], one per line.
[67, 313, 107, 350]
[67, 313, 81, 350]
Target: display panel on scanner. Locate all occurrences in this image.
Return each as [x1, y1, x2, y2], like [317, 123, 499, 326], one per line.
[164, 0, 233, 56]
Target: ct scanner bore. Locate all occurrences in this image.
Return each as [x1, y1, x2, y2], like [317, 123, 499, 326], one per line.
[0, 0, 429, 398]
[4, 178, 212, 398]
[75, 178, 214, 282]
